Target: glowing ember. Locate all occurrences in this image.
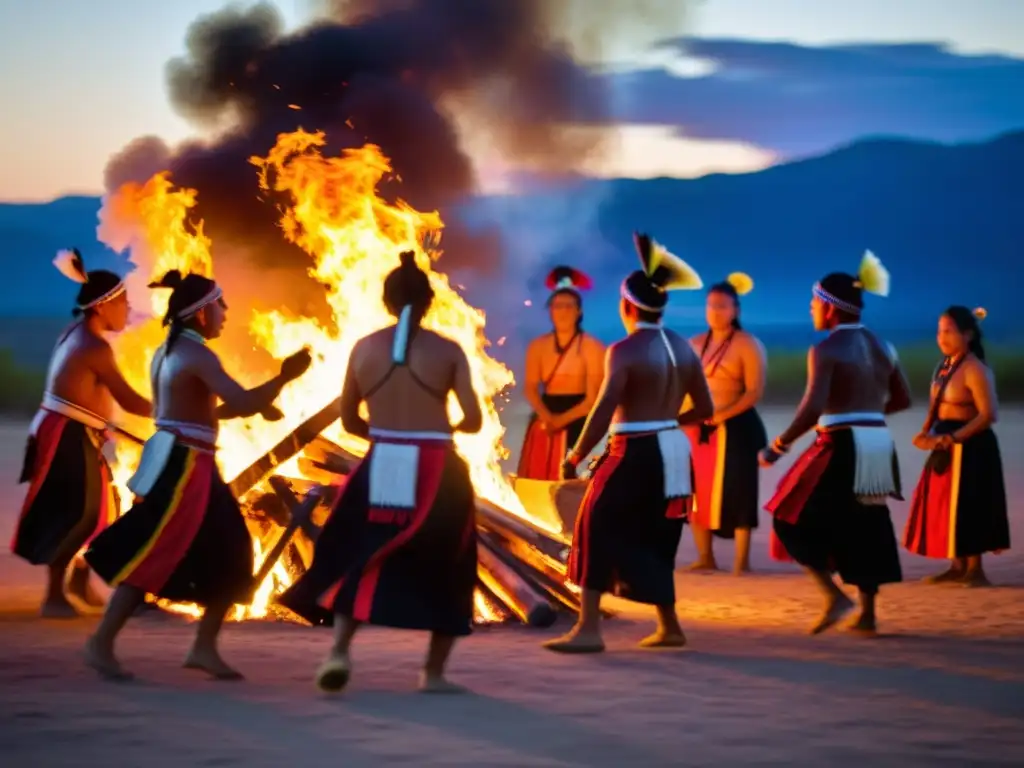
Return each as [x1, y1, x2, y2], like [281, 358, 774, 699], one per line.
[98, 129, 551, 622]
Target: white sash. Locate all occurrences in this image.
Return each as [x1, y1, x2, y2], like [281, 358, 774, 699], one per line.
[608, 420, 691, 499]
[818, 412, 896, 503]
[127, 421, 217, 497]
[367, 429, 452, 510]
[37, 392, 106, 432]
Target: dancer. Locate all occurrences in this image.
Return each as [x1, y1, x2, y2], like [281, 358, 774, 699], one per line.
[685, 273, 767, 574]
[277, 251, 483, 694]
[11, 249, 151, 618]
[903, 306, 1008, 586]
[517, 266, 605, 480]
[761, 252, 911, 636]
[84, 270, 311, 680]
[543, 233, 711, 653]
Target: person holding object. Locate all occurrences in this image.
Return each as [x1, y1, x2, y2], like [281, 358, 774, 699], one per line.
[543, 233, 712, 654]
[84, 270, 311, 681]
[11, 249, 151, 618]
[684, 273, 768, 574]
[903, 306, 1008, 587]
[517, 266, 605, 480]
[760, 251, 911, 636]
[278, 251, 483, 694]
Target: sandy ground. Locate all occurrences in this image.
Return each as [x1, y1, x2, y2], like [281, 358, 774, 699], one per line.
[1, 406, 1022, 767]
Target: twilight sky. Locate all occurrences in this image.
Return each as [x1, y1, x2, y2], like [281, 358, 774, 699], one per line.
[0, 0, 1022, 201]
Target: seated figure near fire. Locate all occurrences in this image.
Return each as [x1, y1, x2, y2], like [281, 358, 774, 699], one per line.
[12, 249, 151, 618]
[84, 271, 312, 681]
[544, 233, 712, 654]
[277, 250, 483, 695]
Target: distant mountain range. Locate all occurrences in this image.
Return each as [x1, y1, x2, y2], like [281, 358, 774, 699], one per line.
[2, 130, 1021, 351]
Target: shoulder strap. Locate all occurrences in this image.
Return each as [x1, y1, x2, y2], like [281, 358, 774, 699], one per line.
[923, 355, 966, 432]
[542, 331, 579, 388]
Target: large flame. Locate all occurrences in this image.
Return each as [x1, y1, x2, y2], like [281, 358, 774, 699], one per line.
[101, 129, 538, 622]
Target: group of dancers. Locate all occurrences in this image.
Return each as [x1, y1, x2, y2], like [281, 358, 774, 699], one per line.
[10, 234, 1008, 692]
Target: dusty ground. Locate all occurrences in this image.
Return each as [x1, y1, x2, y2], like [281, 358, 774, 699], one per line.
[1, 407, 1022, 767]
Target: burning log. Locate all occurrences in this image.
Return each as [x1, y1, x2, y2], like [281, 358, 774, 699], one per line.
[476, 536, 557, 628]
[249, 483, 324, 593]
[228, 397, 343, 497]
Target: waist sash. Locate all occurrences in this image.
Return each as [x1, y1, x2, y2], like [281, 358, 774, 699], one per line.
[36, 392, 107, 432]
[817, 412, 896, 502]
[127, 420, 218, 497]
[367, 428, 453, 510]
[609, 420, 691, 499]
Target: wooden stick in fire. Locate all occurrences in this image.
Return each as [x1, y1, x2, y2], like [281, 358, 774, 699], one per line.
[248, 480, 325, 597]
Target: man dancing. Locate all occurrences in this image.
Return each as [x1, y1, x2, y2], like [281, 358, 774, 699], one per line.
[543, 233, 712, 653]
[12, 249, 151, 618]
[761, 252, 912, 635]
[84, 270, 311, 680]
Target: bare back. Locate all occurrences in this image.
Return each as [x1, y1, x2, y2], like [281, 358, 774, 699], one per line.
[570, 326, 712, 459]
[347, 326, 479, 435]
[152, 337, 220, 428]
[818, 326, 895, 414]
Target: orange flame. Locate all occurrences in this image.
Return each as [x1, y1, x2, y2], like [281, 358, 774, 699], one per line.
[99, 129, 544, 621]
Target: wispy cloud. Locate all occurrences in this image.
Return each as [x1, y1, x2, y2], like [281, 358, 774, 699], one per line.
[597, 39, 1024, 156]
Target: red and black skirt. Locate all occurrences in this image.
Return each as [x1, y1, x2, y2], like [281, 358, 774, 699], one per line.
[684, 407, 767, 537]
[11, 412, 118, 566]
[903, 420, 1010, 559]
[277, 439, 478, 636]
[766, 428, 902, 590]
[568, 432, 688, 606]
[516, 393, 586, 481]
[85, 443, 253, 607]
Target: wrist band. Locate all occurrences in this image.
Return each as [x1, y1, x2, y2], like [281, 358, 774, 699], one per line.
[771, 437, 790, 454]
[565, 450, 580, 467]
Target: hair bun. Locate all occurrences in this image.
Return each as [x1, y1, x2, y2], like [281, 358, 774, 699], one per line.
[399, 251, 416, 269]
[973, 306, 988, 321]
[148, 269, 183, 289]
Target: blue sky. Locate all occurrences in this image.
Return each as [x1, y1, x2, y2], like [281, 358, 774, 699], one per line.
[0, 0, 1022, 200]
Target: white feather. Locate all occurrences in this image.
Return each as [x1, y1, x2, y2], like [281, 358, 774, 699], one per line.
[858, 250, 890, 297]
[53, 249, 87, 283]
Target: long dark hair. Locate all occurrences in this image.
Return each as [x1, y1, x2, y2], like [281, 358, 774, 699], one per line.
[943, 305, 986, 361]
[708, 281, 743, 330]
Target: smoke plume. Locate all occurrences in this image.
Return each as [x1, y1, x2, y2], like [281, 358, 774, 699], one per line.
[105, 0, 696, 289]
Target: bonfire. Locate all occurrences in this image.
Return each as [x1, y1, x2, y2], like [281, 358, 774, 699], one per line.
[98, 129, 579, 627]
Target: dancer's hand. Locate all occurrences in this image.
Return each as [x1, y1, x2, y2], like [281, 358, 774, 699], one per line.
[560, 460, 578, 481]
[912, 432, 936, 450]
[261, 404, 285, 422]
[281, 348, 312, 382]
[757, 447, 780, 468]
[934, 434, 954, 450]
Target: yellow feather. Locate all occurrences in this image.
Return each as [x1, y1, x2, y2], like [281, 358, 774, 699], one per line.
[973, 307, 988, 321]
[857, 250, 890, 297]
[726, 272, 754, 296]
[650, 240, 703, 291]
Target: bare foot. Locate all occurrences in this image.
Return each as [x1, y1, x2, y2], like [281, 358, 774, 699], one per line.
[961, 571, 992, 588]
[686, 560, 720, 573]
[314, 653, 351, 693]
[542, 628, 605, 654]
[923, 567, 963, 584]
[66, 565, 106, 608]
[732, 563, 752, 576]
[809, 593, 855, 635]
[638, 629, 687, 648]
[40, 597, 80, 619]
[183, 649, 244, 681]
[418, 671, 468, 694]
[845, 613, 878, 637]
[84, 635, 133, 681]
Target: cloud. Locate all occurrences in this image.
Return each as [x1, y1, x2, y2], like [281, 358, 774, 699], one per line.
[598, 39, 1024, 156]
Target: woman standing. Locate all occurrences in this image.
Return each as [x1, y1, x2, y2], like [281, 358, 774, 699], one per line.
[903, 306, 1009, 587]
[685, 273, 768, 574]
[516, 266, 605, 480]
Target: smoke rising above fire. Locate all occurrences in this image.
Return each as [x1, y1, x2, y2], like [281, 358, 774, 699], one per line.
[104, 0, 696, 289]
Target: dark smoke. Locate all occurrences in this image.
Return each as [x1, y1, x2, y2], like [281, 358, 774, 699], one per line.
[105, 0, 689, 287]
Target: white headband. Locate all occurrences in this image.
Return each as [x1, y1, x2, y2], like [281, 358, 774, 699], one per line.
[79, 280, 127, 310]
[176, 284, 223, 319]
[812, 282, 861, 315]
[620, 278, 664, 314]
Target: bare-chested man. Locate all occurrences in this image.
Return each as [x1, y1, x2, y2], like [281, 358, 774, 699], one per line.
[517, 266, 605, 480]
[760, 252, 912, 636]
[278, 250, 483, 694]
[903, 305, 1009, 586]
[542, 233, 712, 654]
[12, 249, 151, 618]
[84, 270, 311, 680]
[685, 274, 768, 574]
